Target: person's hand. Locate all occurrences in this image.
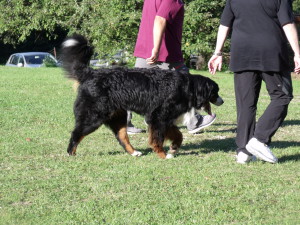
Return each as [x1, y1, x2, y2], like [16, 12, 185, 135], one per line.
[294, 55, 300, 74]
[208, 55, 222, 75]
[146, 49, 159, 64]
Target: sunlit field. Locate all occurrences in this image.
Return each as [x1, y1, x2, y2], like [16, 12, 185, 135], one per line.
[0, 66, 299, 224]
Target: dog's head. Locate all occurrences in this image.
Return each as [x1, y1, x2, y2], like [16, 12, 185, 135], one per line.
[192, 75, 224, 115]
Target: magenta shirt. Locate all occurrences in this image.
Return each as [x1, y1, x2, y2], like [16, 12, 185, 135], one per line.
[134, 0, 184, 63]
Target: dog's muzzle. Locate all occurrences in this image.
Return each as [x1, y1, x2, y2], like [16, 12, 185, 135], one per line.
[212, 96, 224, 106]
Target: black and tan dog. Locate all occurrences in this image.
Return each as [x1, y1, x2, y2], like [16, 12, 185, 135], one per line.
[60, 34, 223, 159]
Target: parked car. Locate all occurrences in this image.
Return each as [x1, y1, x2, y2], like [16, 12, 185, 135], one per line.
[111, 50, 127, 66]
[90, 53, 110, 67]
[90, 50, 128, 67]
[5, 52, 59, 68]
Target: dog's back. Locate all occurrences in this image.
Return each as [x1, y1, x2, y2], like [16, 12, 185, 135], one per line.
[74, 66, 190, 116]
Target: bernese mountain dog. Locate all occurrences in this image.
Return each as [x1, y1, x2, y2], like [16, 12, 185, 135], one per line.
[60, 34, 223, 159]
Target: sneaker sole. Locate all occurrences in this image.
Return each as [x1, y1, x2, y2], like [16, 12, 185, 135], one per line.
[236, 155, 257, 164]
[127, 131, 145, 134]
[246, 144, 278, 163]
[188, 116, 216, 134]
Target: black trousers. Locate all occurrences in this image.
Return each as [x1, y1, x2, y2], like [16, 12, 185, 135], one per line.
[234, 71, 293, 154]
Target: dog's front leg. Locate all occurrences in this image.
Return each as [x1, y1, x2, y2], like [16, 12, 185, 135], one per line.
[148, 126, 167, 159]
[115, 127, 142, 157]
[165, 125, 183, 159]
[106, 111, 142, 157]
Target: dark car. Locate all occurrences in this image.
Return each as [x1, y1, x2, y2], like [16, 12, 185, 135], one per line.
[5, 52, 59, 68]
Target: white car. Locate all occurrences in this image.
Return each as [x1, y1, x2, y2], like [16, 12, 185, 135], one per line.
[5, 52, 59, 68]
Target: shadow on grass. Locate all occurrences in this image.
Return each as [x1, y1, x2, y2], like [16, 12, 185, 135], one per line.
[279, 154, 300, 162]
[212, 120, 300, 128]
[101, 137, 236, 157]
[98, 133, 300, 162]
[272, 140, 300, 149]
[104, 148, 153, 156]
[272, 140, 300, 163]
[281, 120, 300, 126]
[179, 137, 235, 156]
[178, 123, 237, 134]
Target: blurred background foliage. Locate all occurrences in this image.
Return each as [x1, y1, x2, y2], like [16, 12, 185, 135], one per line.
[0, 0, 299, 68]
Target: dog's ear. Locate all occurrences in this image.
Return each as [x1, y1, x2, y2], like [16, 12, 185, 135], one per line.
[193, 76, 220, 111]
[193, 76, 209, 108]
[202, 102, 212, 115]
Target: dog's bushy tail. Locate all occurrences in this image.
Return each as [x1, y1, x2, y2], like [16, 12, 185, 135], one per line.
[60, 34, 94, 83]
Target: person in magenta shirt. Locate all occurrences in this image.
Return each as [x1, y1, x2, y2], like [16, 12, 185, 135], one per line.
[126, 0, 216, 134]
[134, 0, 184, 63]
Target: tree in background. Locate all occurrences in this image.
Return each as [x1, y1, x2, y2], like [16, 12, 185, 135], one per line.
[0, 0, 143, 58]
[294, 0, 300, 13]
[73, 0, 144, 58]
[0, 0, 299, 68]
[183, 0, 226, 60]
[0, 0, 224, 63]
[0, 0, 71, 44]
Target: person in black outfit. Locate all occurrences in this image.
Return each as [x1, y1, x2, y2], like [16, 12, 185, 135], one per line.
[208, 0, 300, 164]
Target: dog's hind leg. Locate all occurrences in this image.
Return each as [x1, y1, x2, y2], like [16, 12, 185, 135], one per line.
[165, 125, 183, 159]
[67, 131, 84, 155]
[106, 110, 142, 157]
[67, 119, 103, 155]
[148, 125, 167, 159]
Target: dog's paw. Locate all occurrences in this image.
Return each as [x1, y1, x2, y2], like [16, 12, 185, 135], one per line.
[131, 151, 142, 157]
[166, 153, 175, 159]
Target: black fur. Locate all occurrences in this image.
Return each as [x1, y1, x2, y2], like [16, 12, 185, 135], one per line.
[60, 34, 223, 159]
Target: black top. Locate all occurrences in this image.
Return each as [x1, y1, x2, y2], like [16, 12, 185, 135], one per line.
[221, 0, 294, 72]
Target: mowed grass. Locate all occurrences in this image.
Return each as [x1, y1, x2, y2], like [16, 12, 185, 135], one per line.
[0, 66, 300, 225]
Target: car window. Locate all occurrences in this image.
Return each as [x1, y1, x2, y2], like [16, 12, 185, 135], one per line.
[25, 55, 46, 64]
[44, 55, 57, 63]
[19, 56, 24, 64]
[11, 55, 19, 65]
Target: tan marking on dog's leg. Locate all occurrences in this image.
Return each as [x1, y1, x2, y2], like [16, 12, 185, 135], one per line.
[69, 136, 85, 155]
[148, 127, 167, 159]
[165, 126, 183, 158]
[117, 127, 139, 156]
[69, 146, 77, 155]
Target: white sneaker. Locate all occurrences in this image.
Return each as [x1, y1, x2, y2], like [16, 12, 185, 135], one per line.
[127, 125, 146, 134]
[188, 114, 216, 134]
[246, 138, 278, 163]
[236, 151, 256, 164]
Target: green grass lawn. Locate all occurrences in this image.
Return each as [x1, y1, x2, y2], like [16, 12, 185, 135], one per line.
[0, 66, 300, 224]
